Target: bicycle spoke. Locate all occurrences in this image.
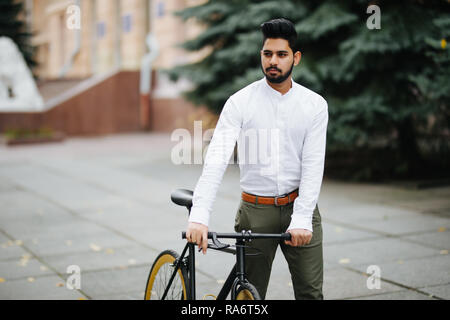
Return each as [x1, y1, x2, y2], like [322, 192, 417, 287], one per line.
[152, 262, 184, 299]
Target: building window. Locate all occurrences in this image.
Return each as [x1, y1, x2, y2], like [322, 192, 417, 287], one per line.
[97, 21, 106, 39]
[123, 14, 132, 33]
[157, 1, 165, 17]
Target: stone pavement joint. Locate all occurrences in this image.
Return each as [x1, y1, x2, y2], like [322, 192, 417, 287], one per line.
[342, 265, 447, 300]
[0, 228, 91, 300]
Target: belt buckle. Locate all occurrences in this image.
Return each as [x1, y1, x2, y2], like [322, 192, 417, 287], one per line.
[274, 194, 287, 207]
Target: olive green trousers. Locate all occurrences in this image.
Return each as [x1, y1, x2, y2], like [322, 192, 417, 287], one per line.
[234, 199, 323, 300]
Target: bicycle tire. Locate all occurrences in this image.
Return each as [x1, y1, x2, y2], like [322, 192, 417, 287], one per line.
[144, 250, 188, 300]
[235, 282, 261, 300]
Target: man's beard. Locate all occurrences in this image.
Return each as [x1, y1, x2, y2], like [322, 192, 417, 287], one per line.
[262, 62, 294, 84]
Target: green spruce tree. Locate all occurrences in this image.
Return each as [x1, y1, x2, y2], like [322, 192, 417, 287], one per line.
[169, 0, 450, 181]
[0, 0, 36, 69]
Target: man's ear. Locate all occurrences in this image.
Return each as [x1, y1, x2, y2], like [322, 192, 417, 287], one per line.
[294, 51, 301, 66]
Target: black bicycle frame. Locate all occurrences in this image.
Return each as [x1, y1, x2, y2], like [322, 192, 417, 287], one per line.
[161, 231, 290, 300]
[161, 243, 243, 300]
[217, 238, 247, 300]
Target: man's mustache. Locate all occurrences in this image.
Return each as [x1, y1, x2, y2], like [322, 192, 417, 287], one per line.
[266, 67, 282, 72]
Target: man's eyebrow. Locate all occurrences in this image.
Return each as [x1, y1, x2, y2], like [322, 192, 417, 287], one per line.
[263, 50, 289, 53]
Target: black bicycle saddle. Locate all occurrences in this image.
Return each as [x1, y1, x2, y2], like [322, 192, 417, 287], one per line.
[171, 189, 193, 209]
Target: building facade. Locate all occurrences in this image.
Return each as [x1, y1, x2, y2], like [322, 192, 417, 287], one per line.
[15, 0, 216, 134]
[30, 0, 206, 78]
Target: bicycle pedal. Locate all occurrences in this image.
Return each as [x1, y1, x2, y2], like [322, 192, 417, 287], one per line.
[202, 294, 217, 300]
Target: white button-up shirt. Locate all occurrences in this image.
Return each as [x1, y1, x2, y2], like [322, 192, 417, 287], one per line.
[189, 77, 328, 232]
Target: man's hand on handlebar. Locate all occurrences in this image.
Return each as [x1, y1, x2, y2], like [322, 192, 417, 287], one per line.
[285, 228, 312, 247]
[186, 222, 208, 254]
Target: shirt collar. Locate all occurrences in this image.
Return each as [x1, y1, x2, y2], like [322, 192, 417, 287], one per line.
[262, 77, 295, 98]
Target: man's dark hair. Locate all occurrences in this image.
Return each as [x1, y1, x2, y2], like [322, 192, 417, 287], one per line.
[260, 18, 298, 52]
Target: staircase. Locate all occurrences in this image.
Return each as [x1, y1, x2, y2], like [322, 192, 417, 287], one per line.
[0, 70, 141, 136]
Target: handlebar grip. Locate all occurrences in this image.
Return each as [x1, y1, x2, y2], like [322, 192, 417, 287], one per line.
[281, 233, 292, 241]
[181, 231, 214, 239]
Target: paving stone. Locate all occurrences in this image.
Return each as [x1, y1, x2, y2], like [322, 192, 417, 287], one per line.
[2, 215, 113, 245]
[401, 230, 450, 250]
[42, 244, 158, 274]
[351, 255, 450, 289]
[322, 222, 380, 245]
[0, 177, 19, 193]
[0, 274, 87, 300]
[349, 214, 450, 236]
[0, 190, 71, 223]
[0, 164, 126, 213]
[418, 283, 450, 300]
[323, 237, 440, 267]
[94, 290, 144, 300]
[320, 202, 421, 222]
[321, 267, 404, 300]
[33, 158, 176, 207]
[78, 199, 176, 232]
[78, 265, 149, 298]
[22, 229, 137, 257]
[0, 257, 54, 280]
[0, 233, 29, 261]
[348, 289, 436, 300]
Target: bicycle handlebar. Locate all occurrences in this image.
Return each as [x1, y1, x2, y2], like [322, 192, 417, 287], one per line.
[182, 231, 291, 241]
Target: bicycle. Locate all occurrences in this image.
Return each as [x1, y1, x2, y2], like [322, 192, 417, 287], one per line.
[144, 189, 291, 300]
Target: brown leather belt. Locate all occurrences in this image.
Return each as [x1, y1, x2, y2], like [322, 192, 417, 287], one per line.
[242, 189, 299, 206]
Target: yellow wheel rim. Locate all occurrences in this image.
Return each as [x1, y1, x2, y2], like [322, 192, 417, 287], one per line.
[236, 289, 255, 300]
[145, 253, 187, 300]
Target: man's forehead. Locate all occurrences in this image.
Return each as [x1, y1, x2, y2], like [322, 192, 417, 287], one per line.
[262, 38, 291, 52]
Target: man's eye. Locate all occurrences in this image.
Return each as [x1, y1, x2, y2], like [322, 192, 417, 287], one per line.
[264, 52, 272, 57]
[278, 53, 287, 57]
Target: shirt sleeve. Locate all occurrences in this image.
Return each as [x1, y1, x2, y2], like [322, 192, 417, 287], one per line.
[288, 97, 328, 232]
[188, 98, 242, 226]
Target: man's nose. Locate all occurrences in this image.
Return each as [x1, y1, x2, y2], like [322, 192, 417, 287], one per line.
[269, 54, 279, 65]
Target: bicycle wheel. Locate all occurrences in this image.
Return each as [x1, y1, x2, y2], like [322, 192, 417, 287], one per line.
[144, 250, 188, 300]
[235, 282, 261, 300]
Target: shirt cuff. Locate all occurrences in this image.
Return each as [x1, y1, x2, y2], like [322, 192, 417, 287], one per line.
[287, 213, 313, 233]
[188, 206, 210, 227]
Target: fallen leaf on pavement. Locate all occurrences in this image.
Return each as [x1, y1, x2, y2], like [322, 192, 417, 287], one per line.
[89, 243, 102, 252]
[18, 254, 31, 267]
[339, 258, 350, 264]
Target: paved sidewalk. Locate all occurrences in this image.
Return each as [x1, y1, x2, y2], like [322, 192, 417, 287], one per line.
[0, 133, 449, 300]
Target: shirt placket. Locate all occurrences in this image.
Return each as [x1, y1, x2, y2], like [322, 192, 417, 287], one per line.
[274, 94, 283, 196]
[265, 85, 288, 197]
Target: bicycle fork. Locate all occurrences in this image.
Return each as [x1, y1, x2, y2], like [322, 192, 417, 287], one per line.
[161, 243, 193, 300]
